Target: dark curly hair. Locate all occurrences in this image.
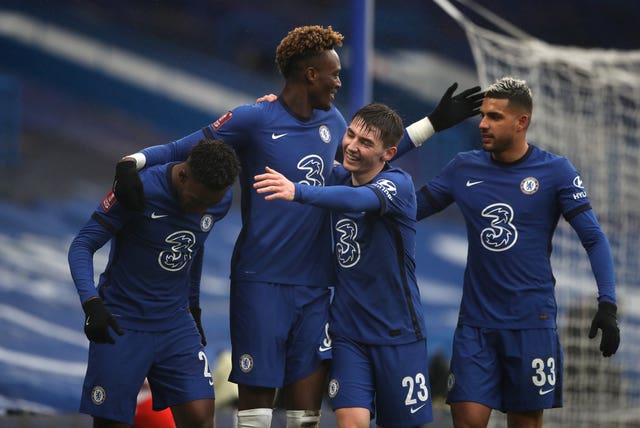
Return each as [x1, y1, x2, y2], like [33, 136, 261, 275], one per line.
[275, 25, 344, 78]
[188, 139, 240, 191]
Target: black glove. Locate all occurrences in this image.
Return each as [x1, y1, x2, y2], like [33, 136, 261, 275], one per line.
[428, 82, 484, 132]
[113, 160, 145, 211]
[588, 301, 620, 357]
[190, 307, 207, 346]
[82, 298, 124, 344]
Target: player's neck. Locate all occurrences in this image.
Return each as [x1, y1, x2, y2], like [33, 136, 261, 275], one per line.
[280, 86, 313, 120]
[492, 141, 529, 163]
[350, 165, 385, 187]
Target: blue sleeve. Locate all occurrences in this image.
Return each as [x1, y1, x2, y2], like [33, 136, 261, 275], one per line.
[416, 185, 449, 220]
[141, 129, 205, 167]
[395, 130, 417, 159]
[67, 215, 114, 305]
[568, 209, 616, 304]
[415, 162, 456, 220]
[189, 248, 204, 308]
[294, 183, 381, 212]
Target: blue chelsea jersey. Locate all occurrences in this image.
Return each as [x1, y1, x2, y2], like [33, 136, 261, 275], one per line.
[327, 164, 426, 345]
[418, 145, 591, 329]
[74, 163, 232, 331]
[143, 100, 348, 287]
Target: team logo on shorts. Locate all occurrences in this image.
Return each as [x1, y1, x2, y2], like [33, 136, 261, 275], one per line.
[200, 214, 213, 232]
[91, 386, 106, 405]
[239, 354, 254, 373]
[520, 176, 539, 195]
[318, 125, 331, 143]
[447, 373, 455, 391]
[328, 379, 339, 398]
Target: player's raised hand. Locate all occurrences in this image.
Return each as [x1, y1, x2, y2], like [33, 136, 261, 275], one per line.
[82, 298, 124, 344]
[113, 159, 145, 211]
[428, 82, 484, 131]
[254, 166, 295, 201]
[589, 301, 620, 357]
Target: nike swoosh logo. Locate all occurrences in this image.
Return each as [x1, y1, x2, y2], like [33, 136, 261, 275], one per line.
[410, 403, 427, 414]
[85, 316, 90, 326]
[318, 346, 332, 352]
[466, 180, 484, 187]
[151, 212, 168, 219]
[272, 132, 288, 140]
[539, 388, 554, 395]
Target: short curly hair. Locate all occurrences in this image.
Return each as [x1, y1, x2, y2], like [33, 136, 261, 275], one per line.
[275, 25, 344, 78]
[188, 139, 240, 191]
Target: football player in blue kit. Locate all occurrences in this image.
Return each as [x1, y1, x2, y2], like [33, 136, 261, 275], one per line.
[110, 25, 483, 428]
[254, 102, 432, 428]
[415, 77, 620, 428]
[68, 139, 240, 428]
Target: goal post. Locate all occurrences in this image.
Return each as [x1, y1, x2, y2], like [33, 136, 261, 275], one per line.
[434, 1, 640, 426]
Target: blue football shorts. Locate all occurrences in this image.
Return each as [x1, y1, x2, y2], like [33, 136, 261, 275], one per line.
[447, 325, 563, 412]
[328, 336, 433, 427]
[228, 281, 332, 388]
[80, 318, 214, 424]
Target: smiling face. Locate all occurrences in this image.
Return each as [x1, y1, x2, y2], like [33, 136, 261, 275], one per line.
[307, 49, 342, 111]
[341, 117, 397, 186]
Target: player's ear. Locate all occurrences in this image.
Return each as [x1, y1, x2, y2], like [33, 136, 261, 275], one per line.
[304, 66, 317, 83]
[516, 113, 530, 131]
[177, 167, 189, 184]
[382, 146, 398, 162]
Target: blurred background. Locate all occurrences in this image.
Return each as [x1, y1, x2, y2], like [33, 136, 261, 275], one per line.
[1, 0, 639, 427]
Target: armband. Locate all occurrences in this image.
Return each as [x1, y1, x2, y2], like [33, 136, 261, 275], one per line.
[406, 116, 436, 147]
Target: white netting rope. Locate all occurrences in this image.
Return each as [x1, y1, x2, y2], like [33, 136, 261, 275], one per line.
[435, 1, 640, 426]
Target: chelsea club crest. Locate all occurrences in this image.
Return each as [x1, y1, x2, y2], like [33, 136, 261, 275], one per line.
[200, 214, 213, 232]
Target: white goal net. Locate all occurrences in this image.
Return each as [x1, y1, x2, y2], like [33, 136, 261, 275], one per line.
[435, 1, 640, 427]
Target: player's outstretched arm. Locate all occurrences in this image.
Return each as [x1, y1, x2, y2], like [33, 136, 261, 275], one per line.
[113, 158, 145, 211]
[254, 166, 296, 201]
[399, 82, 484, 156]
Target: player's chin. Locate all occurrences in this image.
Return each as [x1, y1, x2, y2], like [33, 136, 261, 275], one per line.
[320, 94, 335, 111]
[342, 159, 358, 172]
